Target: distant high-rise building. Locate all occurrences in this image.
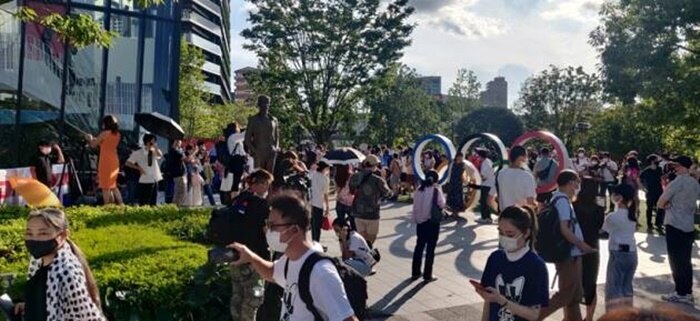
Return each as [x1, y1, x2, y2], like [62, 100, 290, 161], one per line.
[418, 76, 442, 97]
[181, 0, 232, 103]
[480, 77, 507, 108]
[234, 67, 257, 103]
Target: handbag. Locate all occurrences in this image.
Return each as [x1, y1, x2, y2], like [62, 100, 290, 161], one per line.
[429, 188, 443, 224]
[321, 215, 333, 231]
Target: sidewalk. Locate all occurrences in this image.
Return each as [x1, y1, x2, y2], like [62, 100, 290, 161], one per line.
[320, 201, 700, 320]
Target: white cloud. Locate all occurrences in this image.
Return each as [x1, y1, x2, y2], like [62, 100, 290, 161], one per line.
[540, 0, 603, 22]
[416, 1, 508, 39]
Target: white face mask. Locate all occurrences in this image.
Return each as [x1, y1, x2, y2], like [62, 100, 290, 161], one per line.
[266, 229, 289, 253]
[499, 234, 522, 252]
[591, 161, 598, 166]
[578, 153, 585, 158]
[40, 147, 52, 155]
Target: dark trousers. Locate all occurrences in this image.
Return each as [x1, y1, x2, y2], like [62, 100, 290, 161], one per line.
[336, 203, 356, 231]
[412, 220, 440, 279]
[666, 225, 694, 295]
[479, 186, 491, 219]
[202, 183, 216, 206]
[125, 180, 139, 205]
[137, 182, 158, 206]
[645, 192, 664, 227]
[220, 192, 232, 206]
[603, 182, 616, 210]
[581, 251, 600, 305]
[165, 177, 174, 203]
[311, 206, 324, 242]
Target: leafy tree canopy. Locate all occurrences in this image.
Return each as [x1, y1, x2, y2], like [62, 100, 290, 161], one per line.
[242, 0, 415, 145]
[455, 107, 524, 147]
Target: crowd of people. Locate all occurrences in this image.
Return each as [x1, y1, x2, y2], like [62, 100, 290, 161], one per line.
[10, 94, 700, 321]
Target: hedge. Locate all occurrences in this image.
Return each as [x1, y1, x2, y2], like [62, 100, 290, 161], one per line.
[0, 205, 233, 321]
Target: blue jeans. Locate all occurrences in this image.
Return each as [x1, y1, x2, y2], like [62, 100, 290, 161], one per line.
[202, 183, 216, 206]
[605, 250, 637, 303]
[125, 180, 139, 205]
[336, 202, 356, 231]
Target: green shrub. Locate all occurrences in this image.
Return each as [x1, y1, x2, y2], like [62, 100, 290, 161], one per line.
[0, 205, 229, 321]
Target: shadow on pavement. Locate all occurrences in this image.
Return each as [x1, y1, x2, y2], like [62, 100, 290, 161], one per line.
[369, 279, 427, 315]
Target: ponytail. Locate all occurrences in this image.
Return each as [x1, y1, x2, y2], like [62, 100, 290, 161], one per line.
[419, 170, 439, 191]
[67, 239, 102, 310]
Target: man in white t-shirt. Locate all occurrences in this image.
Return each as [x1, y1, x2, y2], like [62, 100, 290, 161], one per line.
[599, 151, 619, 209]
[230, 194, 358, 321]
[496, 146, 537, 211]
[310, 161, 331, 243]
[125, 134, 163, 205]
[475, 148, 497, 224]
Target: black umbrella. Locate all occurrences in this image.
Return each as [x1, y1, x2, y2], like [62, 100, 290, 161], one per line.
[134, 112, 185, 140]
[321, 147, 366, 165]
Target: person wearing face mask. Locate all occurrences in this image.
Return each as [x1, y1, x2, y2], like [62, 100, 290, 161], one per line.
[12, 208, 105, 321]
[477, 205, 549, 321]
[537, 170, 595, 321]
[657, 156, 700, 305]
[332, 218, 374, 277]
[31, 140, 65, 189]
[639, 155, 665, 232]
[125, 134, 163, 205]
[225, 169, 273, 321]
[573, 148, 590, 175]
[229, 193, 359, 321]
[601, 183, 638, 311]
[599, 152, 619, 209]
[164, 139, 187, 206]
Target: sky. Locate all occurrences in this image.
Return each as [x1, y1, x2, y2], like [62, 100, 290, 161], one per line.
[229, 0, 604, 108]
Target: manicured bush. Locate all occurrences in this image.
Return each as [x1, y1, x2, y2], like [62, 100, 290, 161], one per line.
[0, 205, 228, 321]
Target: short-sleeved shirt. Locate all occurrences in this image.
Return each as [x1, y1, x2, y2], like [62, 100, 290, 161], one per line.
[272, 249, 355, 321]
[166, 148, 186, 177]
[127, 148, 163, 184]
[496, 166, 536, 210]
[32, 154, 53, 187]
[481, 158, 496, 189]
[602, 209, 637, 251]
[310, 171, 330, 209]
[639, 166, 663, 195]
[661, 174, 700, 232]
[552, 191, 584, 257]
[481, 250, 549, 321]
[600, 160, 618, 183]
[347, 231, 375, 266]
[533, 157, 558, 188]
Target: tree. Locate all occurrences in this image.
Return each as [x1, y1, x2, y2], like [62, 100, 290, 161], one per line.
[178, 41, 210, 138]
[361, 65, 439, 146]
[514, 65, 602, 148]
[586, 103, 663, 160]
[242, 0, 415, 145]
[454, 107, 524, 147]
[590, 0, 700, 155]
[446, 69, 481, 115]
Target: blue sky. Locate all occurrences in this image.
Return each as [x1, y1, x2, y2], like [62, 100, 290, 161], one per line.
[229, 0, 602, 107]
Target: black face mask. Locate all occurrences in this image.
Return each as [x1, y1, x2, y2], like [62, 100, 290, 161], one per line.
[25, 239, 59, 259]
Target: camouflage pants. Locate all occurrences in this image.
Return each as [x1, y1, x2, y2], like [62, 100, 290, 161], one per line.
[230, 264, 263, 321]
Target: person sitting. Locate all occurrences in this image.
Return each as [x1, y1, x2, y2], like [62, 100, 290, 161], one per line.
[331, 218, 376, 277]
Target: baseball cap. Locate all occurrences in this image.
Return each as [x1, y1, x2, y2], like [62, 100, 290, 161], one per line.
[669, 155, 693, 169]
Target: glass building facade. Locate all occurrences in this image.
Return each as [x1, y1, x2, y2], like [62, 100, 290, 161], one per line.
[0, 0, 181, 168]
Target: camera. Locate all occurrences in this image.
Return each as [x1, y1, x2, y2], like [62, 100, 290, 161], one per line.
[208, 247, 240, 265]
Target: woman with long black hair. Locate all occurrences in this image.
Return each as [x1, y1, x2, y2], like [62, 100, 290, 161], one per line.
[13, 208, 105, 321]
[410, 169, 445, 282]
[602, 183, 638, 311]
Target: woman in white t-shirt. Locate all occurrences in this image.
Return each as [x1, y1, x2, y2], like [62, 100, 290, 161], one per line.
[332, 217, 375, 277]
[601, 183, 638, 311]
[125, 134, 163, 205]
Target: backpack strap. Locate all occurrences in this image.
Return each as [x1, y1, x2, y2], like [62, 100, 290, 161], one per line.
[549, 195, 574, 228]
[298, 251, 331, 321]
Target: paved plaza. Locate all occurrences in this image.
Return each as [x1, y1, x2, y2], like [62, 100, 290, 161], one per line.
[320, 201, 700, 321]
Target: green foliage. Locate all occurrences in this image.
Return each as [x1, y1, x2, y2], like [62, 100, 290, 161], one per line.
[586, 103, 663, 160]
[179, 41, 211, 139]
[0, 205, 226, 321]
[455, 107, 525, 146]
[360, 65, 440, 146]
[590, 0, 700, 156]
[12, 7, 116, 48]
[515, 65, 602, 148]
[242, 0, 415, 145]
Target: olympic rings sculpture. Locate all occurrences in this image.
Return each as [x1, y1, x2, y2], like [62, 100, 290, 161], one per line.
[458, 133, 509, 170]
[412, 134, 456, 185]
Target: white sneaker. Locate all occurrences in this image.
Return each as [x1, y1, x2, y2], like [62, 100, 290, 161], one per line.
[661, 292, 695, 305]
[475, 218, 493, 224]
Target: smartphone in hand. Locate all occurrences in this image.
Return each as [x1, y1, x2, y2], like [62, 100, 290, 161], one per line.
[469, 279, 486, 291]
[208, 247, 240, 265]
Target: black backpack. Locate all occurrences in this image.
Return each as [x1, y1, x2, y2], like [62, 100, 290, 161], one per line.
[205, 193, 252, 246]
[535, 195, 573, 263]
[285, 252, 368, 320]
